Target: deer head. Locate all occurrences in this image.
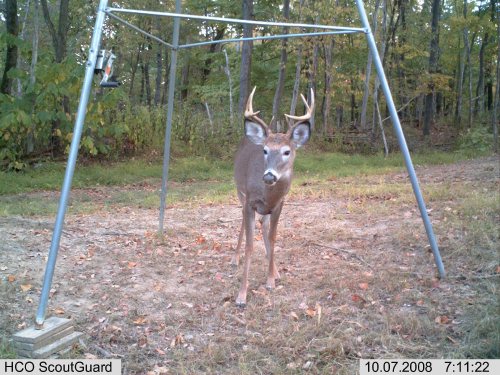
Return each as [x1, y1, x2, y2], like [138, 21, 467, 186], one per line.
[243, 87, 314, 186]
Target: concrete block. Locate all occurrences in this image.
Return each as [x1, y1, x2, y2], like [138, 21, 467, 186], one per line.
[17, 331, 83, 359]
[13, 317, 72, 344]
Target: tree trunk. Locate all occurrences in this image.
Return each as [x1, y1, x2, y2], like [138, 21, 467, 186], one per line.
[455, 35, 465, 126]
[40, 0, 69, 63]
[144, 62, 152, 107]
[223, 49, 234, 128]
[465, 32, 477, 128]
[271, 0, 290, 132]
[238, 0, 254, 114]
[322, 39, 334, 135]
[161, 47, 169, 105]
[40, 0, 71, 155]
[474, 32, 488, 115]
[129, 44, 143, 100]
[154, 43, 163, 106]
[289, 0, 305, 119]
[493, 9, 499, 153]
[27, 0, 40, 155]
[16, 0, 32, 97]
[306, 20, 320, 131]
[422, 0, 441, 136]
[360, 0, 381, 130]
[372, 0, 388, 138]
[1, 0, 19, 95]
[202, 26, 226, 84]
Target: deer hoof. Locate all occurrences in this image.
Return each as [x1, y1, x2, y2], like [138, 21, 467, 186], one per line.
[266, 279, 276, 290]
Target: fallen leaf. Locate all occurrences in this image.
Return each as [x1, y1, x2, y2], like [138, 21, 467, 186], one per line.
[351, 294, 366, 303]
[305, 307, 316, 318]
[54, 307, 65, 315]
[7, 275, 16, 283]
[127, 262, 137, 269]
[138, 335, 148, 347]
[290, 311, 299, 321]
[435, 315, 450, 324]
[155, 348, 166, 355]
[170, 333, 184, 348]
[133, 316, 147, 325]
[20, 284, 32, 292]
[195, 235, 206, 244]
[359, 282, 369, 290]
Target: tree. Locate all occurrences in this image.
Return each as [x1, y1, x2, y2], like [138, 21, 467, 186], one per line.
[271, 0, 290, 132]
[1, 0, 19, 95]
[40, 0, 69, 63]
[39, 0, 71, 154]
[422, 0, 441, 136]
[238, 0, 254, 114]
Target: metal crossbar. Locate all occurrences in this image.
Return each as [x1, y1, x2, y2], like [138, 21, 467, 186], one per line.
[105, 8, 365, 51]
[105, 7, 366, 34]
[33, 0, 445, 328]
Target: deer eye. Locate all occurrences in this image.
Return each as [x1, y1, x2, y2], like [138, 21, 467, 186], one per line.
[263, 149, 268, 155]
[283, 150, 291, 156]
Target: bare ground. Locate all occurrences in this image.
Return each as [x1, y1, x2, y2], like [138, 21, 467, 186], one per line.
[1, 156, 499, 374]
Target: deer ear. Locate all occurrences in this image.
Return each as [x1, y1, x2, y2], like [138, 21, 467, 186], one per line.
[290, 122, 311, 148]
[245, 120, 268, 145]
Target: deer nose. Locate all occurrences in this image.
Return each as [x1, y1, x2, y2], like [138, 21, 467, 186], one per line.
[263, 172, 277, 185]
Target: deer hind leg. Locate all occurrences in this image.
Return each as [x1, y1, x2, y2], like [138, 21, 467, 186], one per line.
[236, 204, 256, 307]
[231, 213, 245, 266]
[265, 202, 283, 290]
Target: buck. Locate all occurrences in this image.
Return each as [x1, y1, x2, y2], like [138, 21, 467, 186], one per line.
[232, 87, 314, 307]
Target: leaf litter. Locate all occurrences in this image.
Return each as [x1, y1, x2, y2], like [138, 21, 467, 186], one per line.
[0, 156, 498, 373]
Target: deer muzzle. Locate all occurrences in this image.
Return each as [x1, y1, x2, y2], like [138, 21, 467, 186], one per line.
[263, 171, 278, 185]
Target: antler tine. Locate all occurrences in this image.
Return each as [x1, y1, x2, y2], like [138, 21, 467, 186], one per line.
[285, 88, 315, 122]
[244, 87, 258, 118]
[244, 86, 268, 129]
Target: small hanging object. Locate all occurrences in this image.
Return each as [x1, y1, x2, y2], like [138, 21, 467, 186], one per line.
[95, 49, 121, 88]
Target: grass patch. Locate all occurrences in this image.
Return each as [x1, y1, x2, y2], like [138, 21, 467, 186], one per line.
[0, 337, 17, 359]
[0, 150, 484, 217]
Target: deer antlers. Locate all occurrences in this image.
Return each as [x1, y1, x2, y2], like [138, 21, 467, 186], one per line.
[245, 87, 315, 129]
[244, 87, 269, 130]
[285, 88, 315, 123]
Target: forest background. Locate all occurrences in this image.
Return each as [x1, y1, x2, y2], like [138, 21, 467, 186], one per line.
[0, 0, 498, 171]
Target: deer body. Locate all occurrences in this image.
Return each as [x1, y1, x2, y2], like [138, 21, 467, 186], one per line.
[232, 87, 314, 307]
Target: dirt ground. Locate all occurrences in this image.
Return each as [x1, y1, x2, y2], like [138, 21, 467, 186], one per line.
[1, 156, 498, 374]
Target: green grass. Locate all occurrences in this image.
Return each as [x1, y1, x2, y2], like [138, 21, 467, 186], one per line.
[0, 150, 476, 217]
[0, 337, 17, 359]
[0, 151, 470, 196]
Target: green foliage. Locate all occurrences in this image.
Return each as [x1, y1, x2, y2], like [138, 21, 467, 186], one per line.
[457, 126, 494, 154]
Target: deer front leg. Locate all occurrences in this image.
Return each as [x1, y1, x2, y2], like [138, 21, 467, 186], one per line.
[231, 213, 245, 266]
[265, 202, 283, 290]
[236, 204, 256, 307]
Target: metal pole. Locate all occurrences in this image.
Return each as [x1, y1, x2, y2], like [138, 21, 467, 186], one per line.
[355, 0, 445, 278]
[35, 0, 109, 328]
[158, 0, 181, 234]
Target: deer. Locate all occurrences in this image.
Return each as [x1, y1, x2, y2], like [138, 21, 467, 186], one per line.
[232, 87, 314, 307]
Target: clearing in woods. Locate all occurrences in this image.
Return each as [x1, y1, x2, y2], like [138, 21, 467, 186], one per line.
[0, 156, 498, 374]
